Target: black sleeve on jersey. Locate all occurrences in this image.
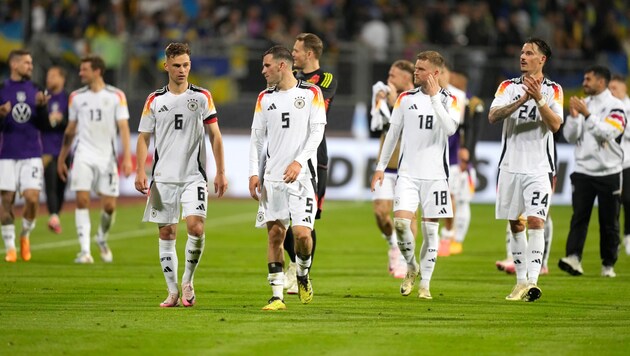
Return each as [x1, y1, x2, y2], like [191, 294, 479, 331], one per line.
[318, 73, 337, 101]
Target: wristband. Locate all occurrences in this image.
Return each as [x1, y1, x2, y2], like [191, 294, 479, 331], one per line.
[536, 98, 546, 107]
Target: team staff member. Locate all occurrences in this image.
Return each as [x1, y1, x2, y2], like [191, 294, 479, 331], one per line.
[559, 65, 626, 278]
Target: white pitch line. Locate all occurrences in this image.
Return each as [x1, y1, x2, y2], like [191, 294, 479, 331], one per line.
[28, 211, 256, 252]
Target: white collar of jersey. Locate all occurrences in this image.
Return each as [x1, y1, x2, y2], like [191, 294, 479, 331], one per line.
[591, 88, 612, 102]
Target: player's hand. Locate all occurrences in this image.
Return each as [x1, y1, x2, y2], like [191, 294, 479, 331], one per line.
[57, 159, 68, 182]
[283, 161, 301, 183]
[135, 170, 149, 195]
[425, 73, 440, 97]
[523, 75, 542, 101]
[569, 96, 588, 117]
[371, 170, 385, 192]
[121, 157, 133, 177]
[36, 90, 51, 106]
[214, 172, 228, 198]
[249, 175, 260, 201]
[0, 101, 11, 117]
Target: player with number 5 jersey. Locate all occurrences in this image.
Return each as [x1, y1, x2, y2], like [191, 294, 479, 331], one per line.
[371, 50, 460, 301]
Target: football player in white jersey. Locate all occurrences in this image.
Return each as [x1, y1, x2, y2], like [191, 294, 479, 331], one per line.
[58, 55, 132, 265]
[249, 45, 326, 310]
[135, 43, 227, 308]
[370, 59, 416, 279]
[488, 38, 563, 302]
[371, 50, 460, 300]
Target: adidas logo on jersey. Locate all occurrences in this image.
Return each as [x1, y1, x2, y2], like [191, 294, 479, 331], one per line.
[536, 210, 545, 216]
[196, 203, 205, 211]
[409, 104, 418, 110]
[302, 216, 312, 223]
[267, 103, 277, 110]
[438, 207, 447, 215]
[158, 105, 169, 113]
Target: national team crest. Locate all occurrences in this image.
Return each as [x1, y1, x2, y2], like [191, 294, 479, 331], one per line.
[256, 211, 265, 223]
[187, 99, 199, 111]
[294, 97, 305, 109]
[151, 209, 157, 218]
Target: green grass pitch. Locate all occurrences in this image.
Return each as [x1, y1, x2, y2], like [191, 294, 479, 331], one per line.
[1, 200, 629, 355]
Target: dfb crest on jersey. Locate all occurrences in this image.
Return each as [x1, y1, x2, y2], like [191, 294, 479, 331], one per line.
[256, 210, 265, 223]
[12, 102, 32, 123]
[187, 98, 199, 111]
[294, 96, 305, 109]
[16, 91, 26, 103]
[151, 208, 158, 218]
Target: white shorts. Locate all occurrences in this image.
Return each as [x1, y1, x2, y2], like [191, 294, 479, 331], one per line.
[496, 170, 552, 221]
[0, 158, 44, 192]
[372, 171, 397, 201]
[394, 176, 453, 219]
[143, 180, 208, 224]
[70, 157, 119, 196]
[255, 179, 317, 230]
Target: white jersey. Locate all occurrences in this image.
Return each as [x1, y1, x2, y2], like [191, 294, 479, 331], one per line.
[563, 89, 626, 176]
[447, 84, 467, 124]
[619, 96, 630, 169]
[490, 76, 563, 174]
[376, 87, 461, 180]
[249, 80, 327, 182]
[138, 84, 217, 183]
[68, 85, 129, 162]
[450, 165, 476, 203]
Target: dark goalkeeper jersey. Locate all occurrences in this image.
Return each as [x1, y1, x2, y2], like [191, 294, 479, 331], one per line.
[294, 68, 337, 168]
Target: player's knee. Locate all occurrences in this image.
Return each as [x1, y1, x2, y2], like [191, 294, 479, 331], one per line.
[394, 217, 411, 233]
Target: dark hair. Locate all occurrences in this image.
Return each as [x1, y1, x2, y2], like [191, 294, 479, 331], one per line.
[392, 60, 414, 78]
[296, 33, 323, 59]
[165, 42, 191, 58]
[525, 37, 552, 60]
[8, 49, 31, 62]
[48, 65, 67, 78]
[610, 74, 626, 83]
[80, 55, 106, 75]
[416, 50, 445, 68]
[586, 65, 612, 84]
[263, 45, 293, 66]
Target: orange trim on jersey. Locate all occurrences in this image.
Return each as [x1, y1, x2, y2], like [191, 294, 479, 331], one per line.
[450, 94, 458, 110]
[551, 83, 563, 104]
[197, 88, 215, 112]
[393, 92, 411, 109]
[606, 112, 625, 132]
[308, 86, 326, 110]
[68, 91, 78, 107]
[142, 92, 157, 117]
[114, 89, 128, 106]
[495, 81, 511, 96]
[255, 91, 267, 113]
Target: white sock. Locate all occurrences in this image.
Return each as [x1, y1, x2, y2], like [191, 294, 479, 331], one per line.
[394, 218, 417, 268]
[527, 229, 545, 284]
[268, 272, 284, 299]
[440, 226, 455, 241]
[511, 230, 528, 284]
[96, 211, 115, 245]
[543, 216, 553, 267]
[419, 221, 439, 289]
[182, 234, 204, 284]
[505, 222, 513, 260]
[296, 255, 311, 277]
[75, 209, 91, 254]
[21, 219, 35, 239]
[159, 239, 178, 294]
[1, 224, 16, 250]
[383, 229, 397, 248]
[454, 202, 471, 243]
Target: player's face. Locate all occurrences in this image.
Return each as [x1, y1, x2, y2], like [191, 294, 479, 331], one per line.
[262, 54, 283, 87]
[12, 54, 33, 80]
[608, 80, 627, 100]
[79, 62, 99, 85]
[46, 68, 65, 91]
[519, 42, 545, 75]
[165, 54, 191, 85]
[291, 40, 307, 70]
[413, 59, 437, 87]
[582, 71, 605, 96]
[388, 66, 412, 93]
